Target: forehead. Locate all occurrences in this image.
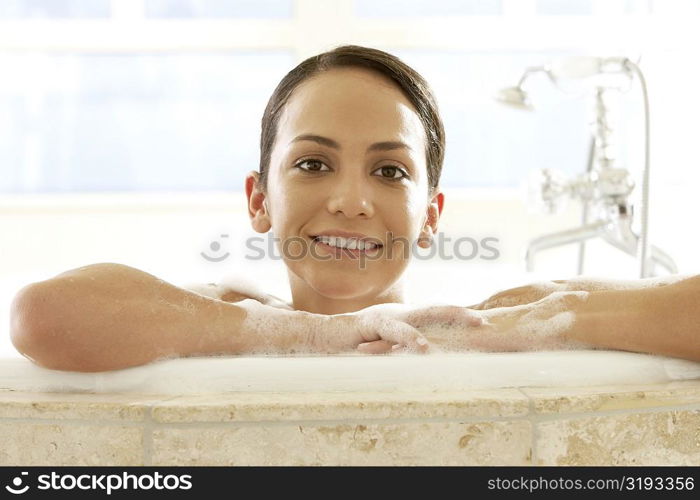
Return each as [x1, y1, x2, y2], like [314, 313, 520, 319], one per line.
[275, 67, 427, 151]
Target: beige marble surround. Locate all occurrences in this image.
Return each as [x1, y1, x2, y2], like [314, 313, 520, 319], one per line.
[1, 381, 699, 466]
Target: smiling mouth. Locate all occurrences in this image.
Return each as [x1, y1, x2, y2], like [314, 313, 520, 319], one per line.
[310, 236, 384, 251]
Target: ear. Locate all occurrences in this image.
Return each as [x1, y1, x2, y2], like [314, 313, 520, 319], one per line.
[425, 189, 444, 234]
[417, 189, 444, 249]
[245, 171, 271, 233]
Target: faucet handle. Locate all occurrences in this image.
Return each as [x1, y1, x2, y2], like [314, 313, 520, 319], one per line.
[527, 168, 572, 214]
[527, 166, 634, 214]
[596, 168, 635, 199]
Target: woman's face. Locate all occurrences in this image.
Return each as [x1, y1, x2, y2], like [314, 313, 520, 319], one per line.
[247, 66, 443, 314]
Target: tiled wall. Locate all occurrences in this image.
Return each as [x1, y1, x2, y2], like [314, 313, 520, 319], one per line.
[1, 380, 699, 466]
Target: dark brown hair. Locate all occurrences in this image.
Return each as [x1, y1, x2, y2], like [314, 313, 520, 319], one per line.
[258, 44, 445, 194]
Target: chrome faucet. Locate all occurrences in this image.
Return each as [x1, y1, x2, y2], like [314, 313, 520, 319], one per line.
[497, 57, 677, 278]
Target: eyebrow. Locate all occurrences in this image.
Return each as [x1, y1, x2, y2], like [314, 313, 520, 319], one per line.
[289, 134, 413, 153]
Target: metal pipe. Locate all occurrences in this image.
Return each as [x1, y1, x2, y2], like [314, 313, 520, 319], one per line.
[526, 221, 608, 272]
[624, 59, 651, 278]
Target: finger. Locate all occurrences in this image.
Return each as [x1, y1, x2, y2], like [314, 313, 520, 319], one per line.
[375, 318, 429, 353]
[481, 298, 509, 309]
[465, 310, 483, 326]
[357, 340, 394, 354]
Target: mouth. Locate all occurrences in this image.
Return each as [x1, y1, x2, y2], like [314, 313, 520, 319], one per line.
[310, 235, 384, 254]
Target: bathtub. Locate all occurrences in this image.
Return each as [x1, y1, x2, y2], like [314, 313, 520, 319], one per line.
[1, 350, 700, 466]
[1, 350, 700, 394]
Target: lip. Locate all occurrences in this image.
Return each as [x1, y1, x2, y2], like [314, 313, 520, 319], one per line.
[310, 229, 384, 247]
[311, 239, 382, 257]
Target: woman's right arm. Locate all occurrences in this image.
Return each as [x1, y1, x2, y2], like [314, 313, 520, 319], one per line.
[9, 263, 429, 373]
[10, 263, 269, 372]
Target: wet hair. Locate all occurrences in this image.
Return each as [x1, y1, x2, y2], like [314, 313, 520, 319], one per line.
[258, 44, 445, 195]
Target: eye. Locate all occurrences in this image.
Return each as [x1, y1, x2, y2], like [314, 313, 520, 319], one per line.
[293, 158, 409, 181]
[293, 158, 330, 173]
[373, 165, 409, 181]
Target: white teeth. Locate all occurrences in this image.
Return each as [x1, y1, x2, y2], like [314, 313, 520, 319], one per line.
[357, 241, 370, 250]
[315, 236, 378, 250]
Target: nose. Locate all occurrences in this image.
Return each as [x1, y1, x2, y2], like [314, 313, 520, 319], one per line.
[326, 171, 374, 218]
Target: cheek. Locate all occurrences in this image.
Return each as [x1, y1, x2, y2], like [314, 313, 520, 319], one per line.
[383, 196, 426, 242]
[268, 183, 318, 233]
[399, 190, 429, 229]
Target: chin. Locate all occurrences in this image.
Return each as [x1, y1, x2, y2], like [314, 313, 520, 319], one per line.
[312, 281, 374, 300]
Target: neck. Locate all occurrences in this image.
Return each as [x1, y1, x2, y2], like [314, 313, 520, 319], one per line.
[287, 270, 406, 315]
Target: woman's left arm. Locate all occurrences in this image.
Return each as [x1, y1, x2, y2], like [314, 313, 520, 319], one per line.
[461, 274, 700, 362]
[471, 274, 694, 310]
[356, 276, 700, 360]
[564, 274, 700, 361]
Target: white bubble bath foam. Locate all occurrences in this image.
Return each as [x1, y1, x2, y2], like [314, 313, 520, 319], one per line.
[1, 350, 699, 395]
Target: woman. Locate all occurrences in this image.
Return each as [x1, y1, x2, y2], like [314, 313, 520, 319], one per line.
[9, 45, 700, 372]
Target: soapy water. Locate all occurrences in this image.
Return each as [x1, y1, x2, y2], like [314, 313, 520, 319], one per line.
[3, 351, 699, 394]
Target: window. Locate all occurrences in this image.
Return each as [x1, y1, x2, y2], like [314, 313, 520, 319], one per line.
[355, 0, 502, 17]
[1, 0, 698, 192]
[0, 52, 294, 192]
[0, 0, 110, 19]
[144, 0, 293, 18]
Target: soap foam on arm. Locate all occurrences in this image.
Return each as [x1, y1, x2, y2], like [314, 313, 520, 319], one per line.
[402, 291, 593, 354]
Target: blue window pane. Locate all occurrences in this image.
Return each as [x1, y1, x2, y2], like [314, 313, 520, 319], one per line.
[0, 0, 110, 18]
[0, 52, 295, 193]
[392, 49, 591, 188]
[355, 0, 502, 17]
[145, 0, 293, 18]
[536, 0, 593, 15]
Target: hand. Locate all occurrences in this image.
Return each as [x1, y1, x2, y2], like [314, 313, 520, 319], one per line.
[443, 291, 591, 352]
[353, 293, 588, 354]
[352, 303, 483, 354]
[469, 281, 566, 310]
[236, 299, 432, 355]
